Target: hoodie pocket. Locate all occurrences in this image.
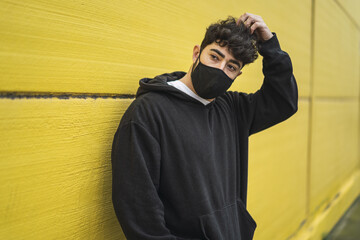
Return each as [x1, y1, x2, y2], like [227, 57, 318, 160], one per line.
[199, 199, 257, 240]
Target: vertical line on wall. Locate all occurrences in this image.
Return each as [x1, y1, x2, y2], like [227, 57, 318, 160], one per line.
[358, 39, 360, 170]
[306, 0, 316, 217]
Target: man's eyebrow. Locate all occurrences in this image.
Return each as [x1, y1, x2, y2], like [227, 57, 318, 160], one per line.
[210, 49, 225, 58]
[229, 59, 241, 68]
[210, 49, 242, 68]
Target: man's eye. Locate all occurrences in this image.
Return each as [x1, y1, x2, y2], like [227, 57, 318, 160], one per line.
[210, 54, 219, 60]
[228, 65, 237, 72]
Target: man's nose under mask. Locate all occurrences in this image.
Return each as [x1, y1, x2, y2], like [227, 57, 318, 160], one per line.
[191, 55, 235, 99]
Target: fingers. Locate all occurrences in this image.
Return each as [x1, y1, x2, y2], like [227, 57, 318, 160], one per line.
[249, 22, 258, 34]
[250, 22, 266, 34]
[237, 12, 263, 28]
[236, 12, 272, 41]
[236, 13, 248, 25]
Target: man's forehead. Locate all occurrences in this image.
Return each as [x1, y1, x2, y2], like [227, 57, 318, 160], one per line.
[205, 42, 231, 53]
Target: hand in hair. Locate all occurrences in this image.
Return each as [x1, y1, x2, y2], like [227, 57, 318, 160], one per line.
[236, 13, 273, 42]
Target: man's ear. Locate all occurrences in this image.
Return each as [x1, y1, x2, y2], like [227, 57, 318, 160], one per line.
[192, 45, 200, 63]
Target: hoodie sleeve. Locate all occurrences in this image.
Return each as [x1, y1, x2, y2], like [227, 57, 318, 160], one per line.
[231, 33, 298, 135]
[111, 121, 181, 240]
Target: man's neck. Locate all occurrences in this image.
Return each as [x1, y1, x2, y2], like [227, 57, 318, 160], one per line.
[178, 72, 215, 102]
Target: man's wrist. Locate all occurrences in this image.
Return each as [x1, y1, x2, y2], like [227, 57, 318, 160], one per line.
[261, 32, 274, 42]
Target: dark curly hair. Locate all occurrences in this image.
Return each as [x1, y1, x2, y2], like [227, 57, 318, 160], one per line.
[200, 16, 259, 68]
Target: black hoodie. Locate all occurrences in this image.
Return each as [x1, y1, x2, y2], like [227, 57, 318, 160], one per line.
[111, 33, 298, 240]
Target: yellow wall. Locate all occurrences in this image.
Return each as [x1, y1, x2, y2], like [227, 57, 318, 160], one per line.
[0, 0, 359, 239]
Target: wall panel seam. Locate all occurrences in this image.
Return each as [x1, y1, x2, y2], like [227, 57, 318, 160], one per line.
[0, 92, 136, 99]
[306, 0, 316, 218]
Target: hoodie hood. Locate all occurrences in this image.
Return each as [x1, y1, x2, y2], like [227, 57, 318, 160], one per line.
[135, 71, 216, 106]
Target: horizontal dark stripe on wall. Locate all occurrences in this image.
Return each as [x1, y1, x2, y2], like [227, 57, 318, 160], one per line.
[0, 92, 136, 100]
[0, 93, 356, 101]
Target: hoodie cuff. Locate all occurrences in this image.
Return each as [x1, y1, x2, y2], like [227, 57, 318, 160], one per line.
[258, 32, 281, 57]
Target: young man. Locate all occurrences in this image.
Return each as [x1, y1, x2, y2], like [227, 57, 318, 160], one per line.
[111, 13, 298, 240]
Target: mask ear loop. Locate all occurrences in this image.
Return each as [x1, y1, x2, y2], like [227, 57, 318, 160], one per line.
[191, 49, 202, 73]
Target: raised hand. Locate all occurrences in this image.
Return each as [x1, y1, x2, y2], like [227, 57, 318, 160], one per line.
[236, 12, 274, 42]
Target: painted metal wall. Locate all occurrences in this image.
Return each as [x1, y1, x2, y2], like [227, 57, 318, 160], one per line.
[0, 0, 359, 239]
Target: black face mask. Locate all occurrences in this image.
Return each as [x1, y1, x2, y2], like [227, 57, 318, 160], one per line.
[191, 52, 235, 99]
